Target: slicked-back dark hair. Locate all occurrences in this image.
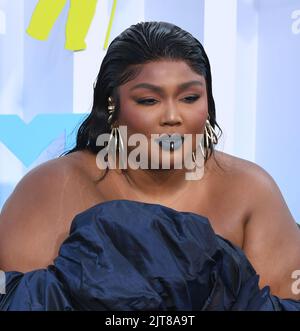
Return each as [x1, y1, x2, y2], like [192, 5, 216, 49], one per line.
[62, 21, 222, 172]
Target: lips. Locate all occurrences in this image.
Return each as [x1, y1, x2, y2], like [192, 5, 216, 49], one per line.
[154, 133, 184, 151]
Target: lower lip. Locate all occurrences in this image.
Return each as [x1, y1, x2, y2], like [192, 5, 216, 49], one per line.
[156, 138, 183, 151]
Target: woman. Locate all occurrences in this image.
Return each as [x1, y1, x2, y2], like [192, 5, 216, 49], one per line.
[0, 21, 299, 310]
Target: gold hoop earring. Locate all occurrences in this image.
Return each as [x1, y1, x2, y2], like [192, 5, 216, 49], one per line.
[107, 97, 125, 167]
[205, 119, 218, 147]
[108, 126, 124, 151]
[107, 126, 125, 168]
[192, 117, 218, 167]
[107, 96, 115, 125]
[192, 135, 205, 168]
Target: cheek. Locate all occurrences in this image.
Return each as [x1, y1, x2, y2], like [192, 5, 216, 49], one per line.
[185, 105, 208, 134]
[118, 100, 156, 135]
[184, 110, 207, 153]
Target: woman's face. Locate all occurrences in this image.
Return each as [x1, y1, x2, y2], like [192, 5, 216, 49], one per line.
[117, 60, 208, 169]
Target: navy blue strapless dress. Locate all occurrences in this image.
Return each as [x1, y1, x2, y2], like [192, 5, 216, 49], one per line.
[0, 199, 300, 311]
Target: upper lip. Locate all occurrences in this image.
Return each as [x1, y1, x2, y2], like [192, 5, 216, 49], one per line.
[155, 133, 184, 142]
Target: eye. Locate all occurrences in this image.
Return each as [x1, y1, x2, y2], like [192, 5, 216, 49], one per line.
[182, 95, 200, 103]
[136, 98, 158, 106]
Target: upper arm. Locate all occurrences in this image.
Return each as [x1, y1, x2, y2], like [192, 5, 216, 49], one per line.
[0, 159, 75, 272]
[242, 165, 300, 300]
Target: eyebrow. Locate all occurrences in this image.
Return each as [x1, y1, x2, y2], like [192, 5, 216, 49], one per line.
[129, 80, 204, 94]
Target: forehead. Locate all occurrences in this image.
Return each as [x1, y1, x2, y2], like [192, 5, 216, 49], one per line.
[123, 60, 205, 87]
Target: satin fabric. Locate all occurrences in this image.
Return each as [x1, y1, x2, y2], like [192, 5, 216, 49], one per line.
[0, 199, 299, 311]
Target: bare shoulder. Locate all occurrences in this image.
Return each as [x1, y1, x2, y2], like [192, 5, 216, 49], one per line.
[211, 149, 265, 174]
[0, 150, 101, 272]
[212, 151, 300, 299]
[204, 150, 274, 227]
[211, 150, 298, 222]
[1, 150, 103, 214]
[210, 150, 278, 190]
[1, 152, 82, 214]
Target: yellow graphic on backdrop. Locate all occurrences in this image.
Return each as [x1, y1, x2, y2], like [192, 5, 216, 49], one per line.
[27, 0, 118, 51]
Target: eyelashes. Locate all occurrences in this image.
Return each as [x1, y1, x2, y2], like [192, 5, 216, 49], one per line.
[183, 95, 200, 103]
[135, 95, 200, 106]
[136, 98, 158, 106]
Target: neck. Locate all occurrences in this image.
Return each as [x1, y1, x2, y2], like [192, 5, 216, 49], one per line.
[111, 152, 209, 200]
[125, 167, 192, 198]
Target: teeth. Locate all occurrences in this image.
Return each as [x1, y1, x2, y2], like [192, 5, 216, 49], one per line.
[154, 133, 184, 152]
[156, 135, 184, 151]
[158, 141, 176, 148]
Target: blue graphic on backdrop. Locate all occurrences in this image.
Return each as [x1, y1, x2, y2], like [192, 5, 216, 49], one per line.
[0, 114, 86, 167]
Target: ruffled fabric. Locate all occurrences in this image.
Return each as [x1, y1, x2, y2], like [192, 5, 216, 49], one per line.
[0, 199, 299, 310]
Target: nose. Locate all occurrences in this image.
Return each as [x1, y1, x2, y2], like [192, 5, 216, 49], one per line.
[160, 102, 183, 127]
